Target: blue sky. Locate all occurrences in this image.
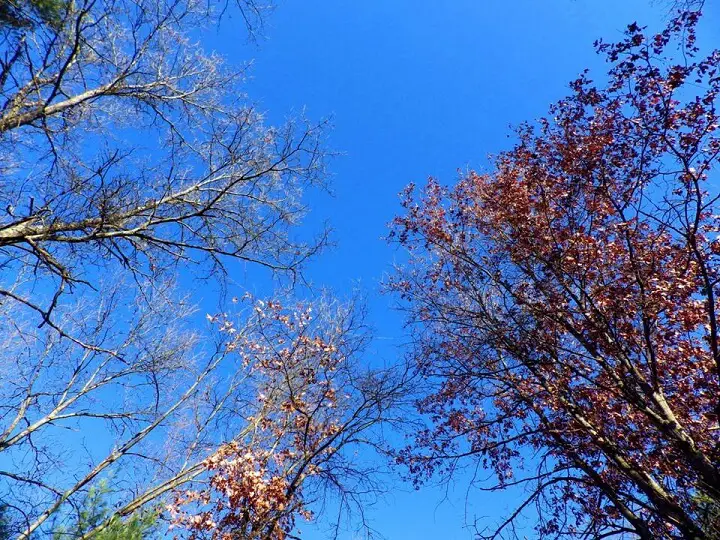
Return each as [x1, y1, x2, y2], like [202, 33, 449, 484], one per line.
[199, 1, 720, 538]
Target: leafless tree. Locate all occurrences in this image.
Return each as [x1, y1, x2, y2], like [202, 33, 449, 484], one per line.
[0, 0, 327, 332]
[0, 1, 403, 537]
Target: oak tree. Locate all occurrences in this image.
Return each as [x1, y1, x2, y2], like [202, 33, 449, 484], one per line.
[391, 11, 720, 540]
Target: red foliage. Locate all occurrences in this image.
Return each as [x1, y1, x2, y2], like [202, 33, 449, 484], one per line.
[166, 299, 390, 539]
[391, 11, 720, 539]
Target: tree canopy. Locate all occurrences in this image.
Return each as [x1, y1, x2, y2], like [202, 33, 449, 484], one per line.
[0, 0, 66, 29]
[391, 10, 720, 540]
[2, 1, 720, 539]
[0, 1, 405, 538]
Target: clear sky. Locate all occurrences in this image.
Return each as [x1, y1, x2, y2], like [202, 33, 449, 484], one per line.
[198, 1, 720, 538]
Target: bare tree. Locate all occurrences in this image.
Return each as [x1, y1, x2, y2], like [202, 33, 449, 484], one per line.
[0, 1, 402, 538]
[0, 0, 327, 334]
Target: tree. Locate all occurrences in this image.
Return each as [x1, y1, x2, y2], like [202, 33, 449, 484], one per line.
[0, 0, 66, 29]
[0, 505, 14, 539]
[51, 481, 158, 539]
[391, 11, 720, 540]
[166, 298, 408, 540]
[696, 492, 720, 539]
[0, 1, 404, 538]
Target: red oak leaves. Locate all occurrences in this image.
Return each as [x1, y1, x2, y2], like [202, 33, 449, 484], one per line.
[391, 11, 720, 540]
